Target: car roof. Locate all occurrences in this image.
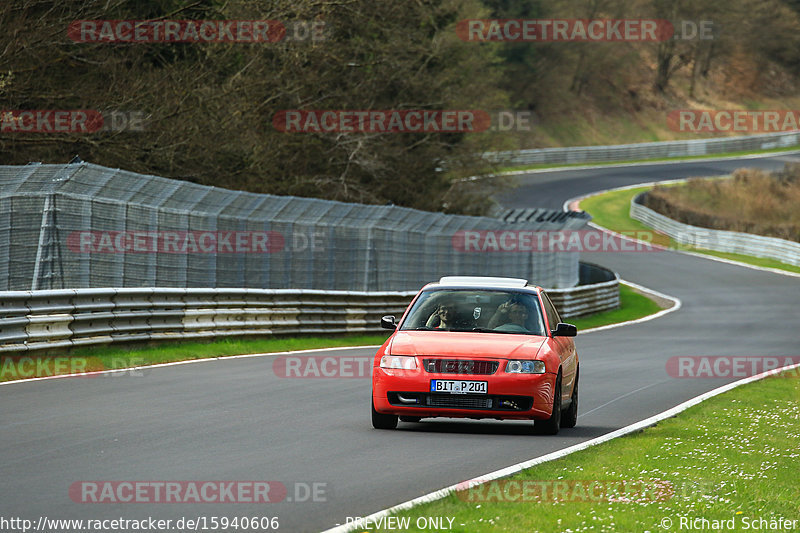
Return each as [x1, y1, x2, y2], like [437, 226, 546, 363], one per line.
[426, 276, 542, 291]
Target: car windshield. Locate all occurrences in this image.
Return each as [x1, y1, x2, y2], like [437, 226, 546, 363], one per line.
[399, 288, 546, 336]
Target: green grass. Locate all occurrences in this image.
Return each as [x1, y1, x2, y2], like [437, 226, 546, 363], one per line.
[684, 248, 800, 272]
[375, 370, 800, 532]
[580, 186, 656, 234]
[495, 145, 800, 173]
[569, 283, 665, 331]
[579, 186, 800, 275]
[0, 334, 390, 382]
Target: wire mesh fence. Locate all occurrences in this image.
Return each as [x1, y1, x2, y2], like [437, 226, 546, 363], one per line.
[0, 162, 590, 291]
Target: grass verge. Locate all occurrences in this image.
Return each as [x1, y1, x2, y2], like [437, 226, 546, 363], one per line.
[579, 186, 800, 275]
[374, 370, 800, 532]
[494, 145, 800, 174]
[646, 168, 800, 241]
[0, 334, 390, 383]
[0, 283, 663, 382]
[570, 283, 665, 331]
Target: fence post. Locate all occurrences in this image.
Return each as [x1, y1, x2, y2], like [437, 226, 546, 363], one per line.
[31, 195, 53, 290]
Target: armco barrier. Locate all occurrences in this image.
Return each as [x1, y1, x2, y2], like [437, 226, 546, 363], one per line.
[484, 131, 800, 166]
[0, 275, 618, 353]
[549, 262, 619, 317]
[630, 194, 800, 266]
[549, 279, 619, 317]
[0, 289, 415, 353]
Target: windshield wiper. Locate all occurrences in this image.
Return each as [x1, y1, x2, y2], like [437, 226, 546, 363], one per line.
[473, 327, 539, 335]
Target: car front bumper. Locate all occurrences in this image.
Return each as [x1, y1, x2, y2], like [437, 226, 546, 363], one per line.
[372, 366, 557, 420]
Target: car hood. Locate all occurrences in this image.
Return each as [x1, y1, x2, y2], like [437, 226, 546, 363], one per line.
[388, 331, 546, 360]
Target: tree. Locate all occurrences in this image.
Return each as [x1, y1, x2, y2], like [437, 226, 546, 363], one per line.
[0, 0, 509, 213]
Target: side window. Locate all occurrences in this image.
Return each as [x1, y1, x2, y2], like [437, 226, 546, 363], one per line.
[540, 291, 561, 332]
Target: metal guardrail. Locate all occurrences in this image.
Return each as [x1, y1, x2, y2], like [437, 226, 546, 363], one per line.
[549, 277, 620, 317]
[0, 276, 619, 353]
[484, 131, 800, 167]
[630, 194, 800, 267]
[0, 288, 416, 353]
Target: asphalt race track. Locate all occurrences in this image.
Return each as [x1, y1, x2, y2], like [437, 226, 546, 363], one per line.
[496, 152, 799, 210]
[2, 153, 799, 532]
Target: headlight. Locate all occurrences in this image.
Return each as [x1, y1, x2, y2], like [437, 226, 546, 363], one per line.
[379, 355, 417, 370]
[505, 360, 545, 374]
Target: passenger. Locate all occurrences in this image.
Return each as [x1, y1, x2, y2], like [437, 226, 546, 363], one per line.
[488, 299, 531, 331]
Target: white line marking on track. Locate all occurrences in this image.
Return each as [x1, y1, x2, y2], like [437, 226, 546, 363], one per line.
[579, 279, 681, 335]
[0, 344, 382, 386]
[580, 379, 669, 417]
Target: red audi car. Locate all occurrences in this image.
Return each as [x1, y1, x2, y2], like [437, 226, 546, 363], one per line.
[371, 276, 579, 434]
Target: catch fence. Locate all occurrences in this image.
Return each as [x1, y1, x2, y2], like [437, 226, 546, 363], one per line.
[0, 163, 590, 292]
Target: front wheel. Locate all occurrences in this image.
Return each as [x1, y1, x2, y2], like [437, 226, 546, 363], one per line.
[534, 374, 561, 435]
[561, 369, 578, 429]
[372, 400, 398, 429]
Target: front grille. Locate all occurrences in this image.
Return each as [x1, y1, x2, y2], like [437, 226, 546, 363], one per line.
[422, 358, 499, 375]
[428, 394, 492, 409]
[387, 392, 533, 411]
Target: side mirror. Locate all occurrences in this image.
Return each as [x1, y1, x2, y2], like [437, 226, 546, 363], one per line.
[552, 322, 577, 337]
[381, 315, 397, 330]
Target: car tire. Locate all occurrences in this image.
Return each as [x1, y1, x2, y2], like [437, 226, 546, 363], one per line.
[372, 400, 398, 429]
[534, 373, 561, 435]
[399, 416, 422, 423]
[560, 369, 578, 429]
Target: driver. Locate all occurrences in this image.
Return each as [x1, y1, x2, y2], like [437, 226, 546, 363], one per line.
[426, 303, 456, 329]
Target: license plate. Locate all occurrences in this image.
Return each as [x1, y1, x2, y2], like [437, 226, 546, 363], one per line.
[430, 380, 487, 394]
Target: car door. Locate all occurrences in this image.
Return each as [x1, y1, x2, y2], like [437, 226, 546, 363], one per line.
[540, 290, 578, 400]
